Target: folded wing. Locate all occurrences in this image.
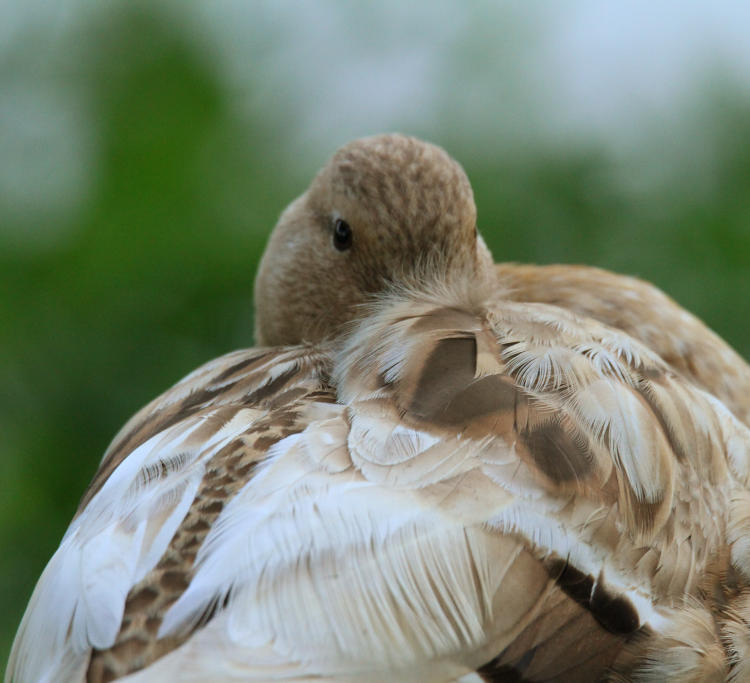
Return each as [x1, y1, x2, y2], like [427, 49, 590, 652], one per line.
[7, 346, 333, 683]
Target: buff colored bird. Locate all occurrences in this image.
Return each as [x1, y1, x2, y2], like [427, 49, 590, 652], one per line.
[8, 135, 750, 682]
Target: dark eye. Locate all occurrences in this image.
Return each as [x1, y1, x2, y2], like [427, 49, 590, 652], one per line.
[333, 218, 352, 251]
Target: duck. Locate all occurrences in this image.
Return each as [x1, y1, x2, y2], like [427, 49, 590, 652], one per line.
[7, 133, 750, 682]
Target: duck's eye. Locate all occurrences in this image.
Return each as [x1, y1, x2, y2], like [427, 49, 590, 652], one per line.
[333, 218, 353, 251]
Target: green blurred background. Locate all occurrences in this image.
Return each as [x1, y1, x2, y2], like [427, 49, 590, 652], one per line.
[3, 1, 750, 666]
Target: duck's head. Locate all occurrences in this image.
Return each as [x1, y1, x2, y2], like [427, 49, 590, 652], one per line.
[254, 134, 493, 346]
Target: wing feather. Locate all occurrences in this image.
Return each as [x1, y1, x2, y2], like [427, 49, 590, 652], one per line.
[333, 290, 750, 679]
[7, 346, 331, 683]
[497, 262, 750, 425]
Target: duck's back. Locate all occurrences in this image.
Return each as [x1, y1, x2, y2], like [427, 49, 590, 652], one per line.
[10, 288, 750, 682]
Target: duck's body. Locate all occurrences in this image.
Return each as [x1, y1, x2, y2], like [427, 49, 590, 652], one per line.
[8, 135, 750, 682]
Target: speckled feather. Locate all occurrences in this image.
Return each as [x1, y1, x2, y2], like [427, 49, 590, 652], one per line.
[8, 134, 750, 683]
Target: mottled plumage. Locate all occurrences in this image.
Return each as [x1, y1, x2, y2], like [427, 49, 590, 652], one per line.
[7, 134, 750, 682]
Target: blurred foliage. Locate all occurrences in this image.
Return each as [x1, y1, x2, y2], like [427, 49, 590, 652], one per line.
[3, 3, 750, 669]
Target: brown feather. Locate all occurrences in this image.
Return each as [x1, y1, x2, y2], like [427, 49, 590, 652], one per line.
[83, 349, 334, 680]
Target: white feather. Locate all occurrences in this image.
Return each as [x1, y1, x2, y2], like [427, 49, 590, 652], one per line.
[160, 418, 512, 674]
[7, 407, 265, 683]
[572, 378, 671, 502]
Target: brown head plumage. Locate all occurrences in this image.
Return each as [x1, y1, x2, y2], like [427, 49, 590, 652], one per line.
[254, 133, 493, 346]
